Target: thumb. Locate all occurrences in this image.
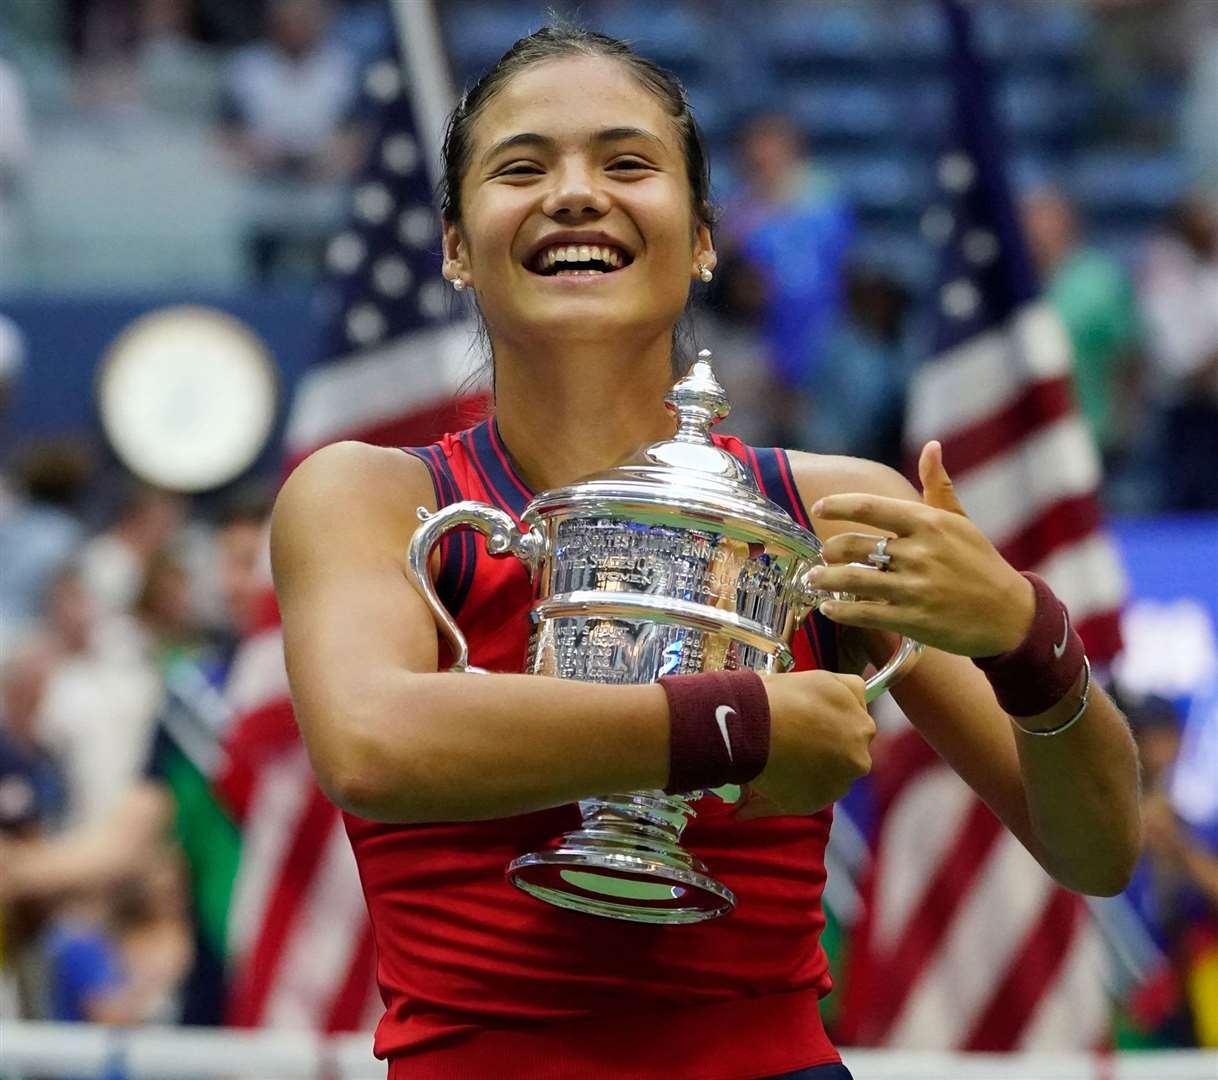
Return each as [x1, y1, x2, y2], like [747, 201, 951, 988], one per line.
[918, 440, 967, 517]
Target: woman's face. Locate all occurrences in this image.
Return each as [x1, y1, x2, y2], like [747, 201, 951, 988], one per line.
[443, 56, 715, 349]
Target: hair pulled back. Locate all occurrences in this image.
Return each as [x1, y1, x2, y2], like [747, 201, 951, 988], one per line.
[439, 25, 716, 233]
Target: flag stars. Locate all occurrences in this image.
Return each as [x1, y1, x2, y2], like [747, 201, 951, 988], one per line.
[372, 256, 413, 298]
[382, 135, 420, 176]
[963, 229, 1000, 266]
[354, 183, 394, 225]
[364, 61, 401, 103]
[938, 152, 977, 194]
[326, 232, 365, 275]
[941, 279, 981, 320]
[398, 206, 436, 249]
[346, 303, 387, 345]
[921, 206, 955, 246]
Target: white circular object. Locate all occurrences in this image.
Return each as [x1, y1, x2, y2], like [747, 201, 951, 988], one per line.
[97, 306, 278, 492]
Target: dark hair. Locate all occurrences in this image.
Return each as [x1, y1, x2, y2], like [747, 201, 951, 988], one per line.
[439, 26, 715, 232]
[213, 480, 275, 530]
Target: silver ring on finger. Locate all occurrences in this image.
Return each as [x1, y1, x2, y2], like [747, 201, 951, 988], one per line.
[867, 536, 893, 571]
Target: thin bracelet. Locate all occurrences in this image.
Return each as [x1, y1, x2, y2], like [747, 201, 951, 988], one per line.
[1010, 656, 1092, 737]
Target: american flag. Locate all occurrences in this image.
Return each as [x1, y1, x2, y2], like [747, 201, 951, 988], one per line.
[216, 0, 479, 1031]
[835, 0, 1125, 1051]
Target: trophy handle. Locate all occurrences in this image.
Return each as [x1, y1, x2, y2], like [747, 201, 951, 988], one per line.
[407, 501, 545, 673]
[799, 564, 925, 704]
[862, 634, 924, 704]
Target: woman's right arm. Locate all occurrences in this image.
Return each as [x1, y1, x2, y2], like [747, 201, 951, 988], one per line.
[271, 441, 873, 824]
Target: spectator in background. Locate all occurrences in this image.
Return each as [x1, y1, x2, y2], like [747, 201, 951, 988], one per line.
[42, 846, 193, 1030]
[0, 440, 92, 646]
[78, 483, 184, 620]
[218, 0, 365, 282]
[0, 639, 66, 833]
[1125, 691, 1218, 1047]
[696, 252, 777, 447]
[65, 0, 144, 118]
[0, 636, 67, 1020]
[36, 564, 162, 831]
[720, 112, 854, 446]
[799, 268, 909, 468]
[134, 548, 207, 669]
[0, 486, 275, 1025]
[1022, 187, 1144, 472]
[1139, 195, 1218, 510]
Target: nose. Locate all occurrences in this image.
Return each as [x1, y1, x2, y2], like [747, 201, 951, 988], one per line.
[541, 159, 610, 219]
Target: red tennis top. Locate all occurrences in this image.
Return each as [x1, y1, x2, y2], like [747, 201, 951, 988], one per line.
[344, 418, 844, 1080]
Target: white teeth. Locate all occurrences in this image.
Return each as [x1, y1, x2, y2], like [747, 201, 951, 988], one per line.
[536, 242, 627, 271]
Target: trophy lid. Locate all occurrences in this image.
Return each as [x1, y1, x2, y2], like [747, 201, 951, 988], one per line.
[523, 350, 820, 557]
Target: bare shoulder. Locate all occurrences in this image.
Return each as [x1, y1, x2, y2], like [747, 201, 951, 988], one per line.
[271, 440, 436, 584]
[785, 450, 918, 538]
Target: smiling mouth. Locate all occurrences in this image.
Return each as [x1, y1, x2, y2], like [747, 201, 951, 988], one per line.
[529, 242, 633, 277]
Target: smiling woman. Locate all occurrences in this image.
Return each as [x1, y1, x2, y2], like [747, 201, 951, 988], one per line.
[268, 24, 1141, 1080]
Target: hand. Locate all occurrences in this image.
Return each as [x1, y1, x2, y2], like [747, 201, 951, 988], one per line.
[809, 441, 1035, 657]
[737, 670, 874, 819]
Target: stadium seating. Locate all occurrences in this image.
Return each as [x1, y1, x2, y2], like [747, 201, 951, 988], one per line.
[0, 0, 1195, 290]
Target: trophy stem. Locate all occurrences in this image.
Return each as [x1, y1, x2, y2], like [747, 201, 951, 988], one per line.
[507, 790, 736, 924]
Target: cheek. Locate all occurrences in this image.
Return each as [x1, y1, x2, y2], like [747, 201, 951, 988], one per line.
[461, 191, 528, 271]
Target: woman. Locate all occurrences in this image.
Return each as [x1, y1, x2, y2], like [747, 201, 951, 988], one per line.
[270, 27, 1141, 1080]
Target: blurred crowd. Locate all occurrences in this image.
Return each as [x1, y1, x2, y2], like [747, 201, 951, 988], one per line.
[706, 108, 1218, 516]
[1, 0, 1218, 1055]
[0, 442, 272, 1027]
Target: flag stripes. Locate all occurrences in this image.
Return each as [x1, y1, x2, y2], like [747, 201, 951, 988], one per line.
[217, 0, 467, 1035]
[838, 0, 1123, 1052]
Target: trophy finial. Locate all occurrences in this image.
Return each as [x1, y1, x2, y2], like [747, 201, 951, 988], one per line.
[666, 349, 730, 444]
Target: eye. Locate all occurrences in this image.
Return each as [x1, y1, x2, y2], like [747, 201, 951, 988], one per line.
[608, 158, 652, 172]
[498, 162, 543, 177]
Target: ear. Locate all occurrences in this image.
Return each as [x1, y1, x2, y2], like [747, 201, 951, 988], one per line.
[692, 223, 717, 278]
[442, 221, 472, 288]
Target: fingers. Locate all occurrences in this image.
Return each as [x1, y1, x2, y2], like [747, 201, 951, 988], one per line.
[819, 596, 914, 635]
[819, 530, 898, 566]
[832, 671, 868, 707]
[813, 493, 925, 535]
[918, 441, 967, 517]
[809, 560, 907, 601]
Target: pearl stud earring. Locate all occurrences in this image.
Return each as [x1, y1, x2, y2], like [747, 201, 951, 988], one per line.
[451, 277, 466, 292]
[698, 265, 713, 284]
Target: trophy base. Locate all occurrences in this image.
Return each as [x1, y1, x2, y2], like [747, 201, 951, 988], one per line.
[506, 793, 736, 924]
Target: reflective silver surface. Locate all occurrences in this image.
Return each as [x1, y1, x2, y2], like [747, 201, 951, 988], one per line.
[406, 351, 924, 924]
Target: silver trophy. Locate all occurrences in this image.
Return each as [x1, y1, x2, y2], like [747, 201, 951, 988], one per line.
[407, 351, 922, 924]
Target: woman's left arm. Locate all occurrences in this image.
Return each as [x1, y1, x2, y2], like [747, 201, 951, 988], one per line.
[793, 443, 1142, 897]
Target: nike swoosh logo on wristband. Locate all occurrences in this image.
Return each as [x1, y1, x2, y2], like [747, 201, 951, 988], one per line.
[1053, 614, 1070, 660]
[714, 705, 736, 763]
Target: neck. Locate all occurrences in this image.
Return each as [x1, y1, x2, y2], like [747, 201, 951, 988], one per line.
[490, 330, 680, 491]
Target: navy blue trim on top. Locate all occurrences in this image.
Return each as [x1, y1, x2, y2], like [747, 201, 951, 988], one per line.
[457, 418, 533, 523]
[746, 446, 841, 675]
[403, 445, 477, 620]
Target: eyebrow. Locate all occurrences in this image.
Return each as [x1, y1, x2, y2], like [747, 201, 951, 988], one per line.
[481, 126, 666, 167]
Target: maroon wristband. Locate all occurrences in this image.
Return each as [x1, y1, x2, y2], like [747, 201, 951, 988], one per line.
[658, 670, 771, 795]
[973, 572, 1086, 718]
